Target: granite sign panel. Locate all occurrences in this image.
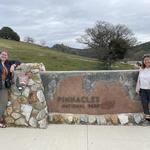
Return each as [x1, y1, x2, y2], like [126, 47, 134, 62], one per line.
[41, 71, 143, 115]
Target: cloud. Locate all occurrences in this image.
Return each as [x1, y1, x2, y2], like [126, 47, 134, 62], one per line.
[0, 0, 150, 48]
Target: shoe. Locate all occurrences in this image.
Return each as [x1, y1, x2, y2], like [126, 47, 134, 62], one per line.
[0, 123, 6, 128]
[145, 118, 150, 121]
[144, 114, 150, 121]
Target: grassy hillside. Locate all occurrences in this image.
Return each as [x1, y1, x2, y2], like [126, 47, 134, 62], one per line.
[0, 39, 134, 70]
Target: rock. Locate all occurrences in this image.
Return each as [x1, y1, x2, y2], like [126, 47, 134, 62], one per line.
[15, 118, 27, 126]
[32, 101, 46, 110]
[31, 69, 40, 74]
[80, 115, 88, 124]
[11, 85, 21, 96]
[16, 63, 31, 72]
[6, 106, 13, 115]
[28, 79, 35, 86]
[22, 87, 30, 98]
[29, 117, 38, 128]
[12, 101, 21, 113]
[31, 84, 42, 91]
[47, 93, 54, 101]
[73, 115, 80, 124]
[11, 112, 21, 120]
[49, 80, 57, 90]
[128, 114, 134, 124]
[48, 113, 53, 123]
[83, 78, 93, 92]
[26, 72, 33, 78]
[133, 114, 144, 124]
[29, 92, 38, 103]
[31, 109, 39, 118]
[96, 116, 107, 125]
[53, 114, 65, 124]
[64, 114, 74, 124]
[38, 117, 48, 129]
[37, 90, 45, 102]
[32, 74, 41, 83]
[5, 116, 15, 124]
[18, 96, 28, 104]
[21, 104, 32, 121]
[36, 109, 47, 121]
[10, 94, 18, 101]
[105, 115, 112, 124]
[39, 63, 46, 71]
[88, 116, 96, 124]
[110, 115, 119, 125]
[44, 106, 48, 113]
[118, 114, 129, 125]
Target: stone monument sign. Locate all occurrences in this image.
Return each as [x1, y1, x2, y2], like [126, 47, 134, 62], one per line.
[41, 70, 142, 115]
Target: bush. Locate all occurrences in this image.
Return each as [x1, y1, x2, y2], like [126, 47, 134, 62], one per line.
[0, 27, 20, 41]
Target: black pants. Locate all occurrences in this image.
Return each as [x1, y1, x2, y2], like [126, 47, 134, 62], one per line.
[140, 89, 150, 114]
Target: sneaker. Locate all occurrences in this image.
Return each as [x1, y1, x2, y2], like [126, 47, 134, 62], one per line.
[144, 114, 150, 121]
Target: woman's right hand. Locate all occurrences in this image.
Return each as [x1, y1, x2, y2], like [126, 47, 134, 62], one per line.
[136, 89, 140, 95]
[10, 64, 16, 72]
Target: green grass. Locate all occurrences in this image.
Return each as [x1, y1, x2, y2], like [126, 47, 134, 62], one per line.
[112, 62, 135, 70]
[0, 39, 134, 71]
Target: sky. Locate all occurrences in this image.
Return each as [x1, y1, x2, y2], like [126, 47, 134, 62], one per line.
[0, 0, 150, 48]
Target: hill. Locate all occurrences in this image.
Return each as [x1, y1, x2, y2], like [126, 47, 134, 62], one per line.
[0, 39, 101, 71]
[125, 42, 150, 60]
[0, 39, 134, 70]
[51, 42, 150, 61]
[51, 44, 98, 58]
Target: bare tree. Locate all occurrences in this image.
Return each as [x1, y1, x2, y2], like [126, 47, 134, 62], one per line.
[78, 21, 137, 69]
[24, 36, 35, 43]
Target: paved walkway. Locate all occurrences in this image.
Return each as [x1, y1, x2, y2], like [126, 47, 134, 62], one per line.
[0, 125, 150, 150]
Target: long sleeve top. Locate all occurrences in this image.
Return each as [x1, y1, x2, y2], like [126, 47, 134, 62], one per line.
[136, 68, 150, 92]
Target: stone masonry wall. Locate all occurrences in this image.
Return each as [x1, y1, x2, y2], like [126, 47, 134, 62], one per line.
[4, 63, 48, 128]
[4, 65, 149, 127]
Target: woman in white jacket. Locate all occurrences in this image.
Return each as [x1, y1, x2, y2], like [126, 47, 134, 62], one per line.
[136, 54, 150, 120]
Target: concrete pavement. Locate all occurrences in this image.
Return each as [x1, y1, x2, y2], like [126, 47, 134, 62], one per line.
[0, 125, 150, 150]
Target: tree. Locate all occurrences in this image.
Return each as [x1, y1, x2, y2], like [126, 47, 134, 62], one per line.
[24, 36, 35, 43]
[0, 27, 20, 41]
[78, 21, 137, 69]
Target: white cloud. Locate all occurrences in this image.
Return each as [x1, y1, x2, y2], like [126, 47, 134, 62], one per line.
[0, 0, 150, 48]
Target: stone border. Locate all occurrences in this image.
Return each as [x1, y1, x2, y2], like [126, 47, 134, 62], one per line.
[48, 113, 150, 126]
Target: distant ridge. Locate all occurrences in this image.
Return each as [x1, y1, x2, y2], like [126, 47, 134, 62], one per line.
[51, 42, 150, 60]
[125, 41, 150, 60]
[51, 43, 98, 58]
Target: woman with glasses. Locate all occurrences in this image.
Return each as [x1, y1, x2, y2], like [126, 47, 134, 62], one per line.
[0, 50, 21, 127]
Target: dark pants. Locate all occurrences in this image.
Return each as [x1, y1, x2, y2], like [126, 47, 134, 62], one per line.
[0, 81, 8, 120]
[140, 89, 150, 114]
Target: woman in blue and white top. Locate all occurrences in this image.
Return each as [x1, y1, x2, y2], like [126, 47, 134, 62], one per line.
[0, 50, 21, 127]
[136, 54, 150, 120]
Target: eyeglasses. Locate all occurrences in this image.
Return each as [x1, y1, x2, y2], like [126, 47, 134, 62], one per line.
[0, 53, 8, 56]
